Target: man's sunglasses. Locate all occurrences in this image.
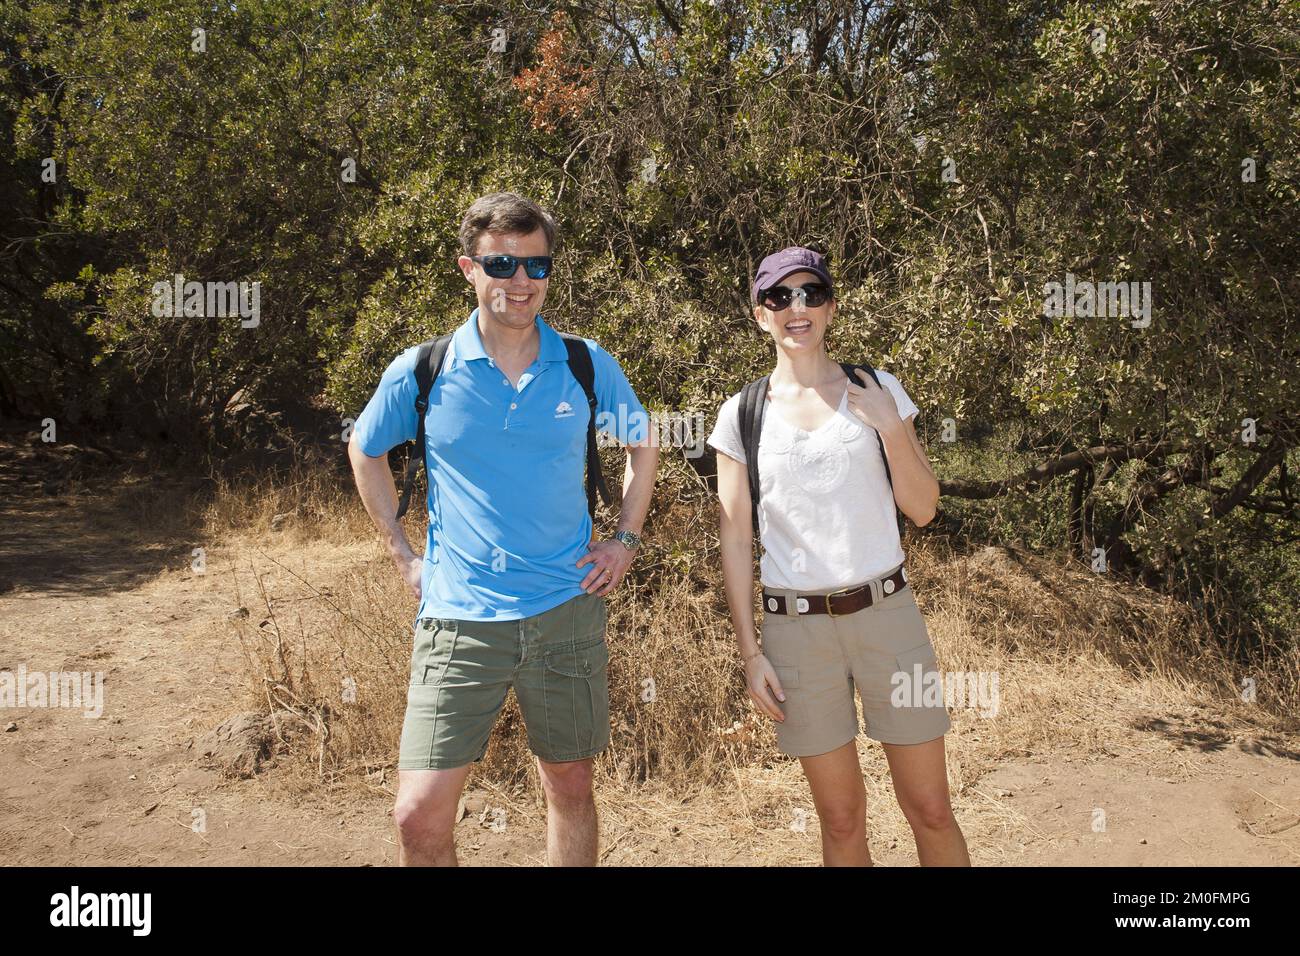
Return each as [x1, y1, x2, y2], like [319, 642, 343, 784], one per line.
[470, 254, 553, 280]
[759, 283, 832, 311]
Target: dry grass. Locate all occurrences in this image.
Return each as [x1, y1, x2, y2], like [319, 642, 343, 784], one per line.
[198, 448, 370, 545]
[201, 458, 1300, 858]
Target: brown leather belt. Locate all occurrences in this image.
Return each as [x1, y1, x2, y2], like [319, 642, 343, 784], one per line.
[762, 566, 908, 617]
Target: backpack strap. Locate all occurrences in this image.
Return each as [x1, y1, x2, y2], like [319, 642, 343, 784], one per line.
[841, 362, 906, 537]
[394, 334, 453, 520]
[737, 375, 770, 536]
[559, 333, 613, 520]
[840, 363, 893, 491]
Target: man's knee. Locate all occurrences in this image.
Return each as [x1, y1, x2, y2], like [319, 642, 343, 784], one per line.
[393, 771, 465, 843]
[538, 758, 595, 808]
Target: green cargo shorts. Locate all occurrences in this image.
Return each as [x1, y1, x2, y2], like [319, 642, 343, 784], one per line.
[397, 592, 610, 770]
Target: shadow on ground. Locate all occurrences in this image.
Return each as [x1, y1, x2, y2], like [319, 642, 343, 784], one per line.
[0, 426, 209, 597]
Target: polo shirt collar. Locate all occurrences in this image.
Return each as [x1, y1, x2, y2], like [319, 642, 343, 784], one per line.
[450, 307, 568, 367]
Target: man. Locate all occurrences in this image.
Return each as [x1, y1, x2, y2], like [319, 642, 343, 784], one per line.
[348, 192, 658, 866]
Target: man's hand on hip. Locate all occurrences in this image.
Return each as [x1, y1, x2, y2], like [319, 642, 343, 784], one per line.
[396, 552, 422, 599]
[576, 538, 635, 595]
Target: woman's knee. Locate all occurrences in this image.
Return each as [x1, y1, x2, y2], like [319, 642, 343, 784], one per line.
[817, 798, 867, 841]
[899, 794, 955, 832]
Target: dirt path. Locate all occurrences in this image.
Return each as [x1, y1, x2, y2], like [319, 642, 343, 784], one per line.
[2, 443, 1298, 866]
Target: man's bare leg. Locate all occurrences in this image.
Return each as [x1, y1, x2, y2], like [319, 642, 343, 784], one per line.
[393, 766, 473, 866]
[536, 756, 598, 866]
[883, 737, 970, 866]
[799, 739, 872, 866]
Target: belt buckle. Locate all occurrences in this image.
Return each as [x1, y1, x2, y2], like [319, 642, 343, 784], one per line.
[823, 584, 859, 618]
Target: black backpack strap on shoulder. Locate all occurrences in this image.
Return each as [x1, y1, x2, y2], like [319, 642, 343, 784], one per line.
[842, 362, 906, 537]
[395, 334, 453, 520]
[559, 333, 612, 520]
[737, 375, 769, 536]
[841, 362, 894, 491]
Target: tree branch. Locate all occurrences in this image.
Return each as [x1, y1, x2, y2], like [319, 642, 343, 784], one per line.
[939, 438, 1195, 499]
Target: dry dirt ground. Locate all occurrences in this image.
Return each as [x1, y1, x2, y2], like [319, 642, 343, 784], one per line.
[2, 442, 1299, 867]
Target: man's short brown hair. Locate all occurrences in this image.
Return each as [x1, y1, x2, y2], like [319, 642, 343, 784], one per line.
[459, 192, 558, 257]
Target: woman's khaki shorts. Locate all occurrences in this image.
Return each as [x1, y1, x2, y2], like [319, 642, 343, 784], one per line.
[397, 592, 609, 770]
[760, 568, 951, 756]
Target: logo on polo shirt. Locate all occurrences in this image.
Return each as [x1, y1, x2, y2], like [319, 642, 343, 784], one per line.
[554, 401, 575, 418]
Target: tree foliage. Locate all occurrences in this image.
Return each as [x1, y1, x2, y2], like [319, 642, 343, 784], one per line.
[1, 0, 1296, 609]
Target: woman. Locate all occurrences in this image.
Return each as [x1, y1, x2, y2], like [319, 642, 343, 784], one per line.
[707, 246, 970, 866]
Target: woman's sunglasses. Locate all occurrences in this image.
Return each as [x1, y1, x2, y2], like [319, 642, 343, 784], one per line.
[759, 283, 832, 311]
[470, 254, 553, 280]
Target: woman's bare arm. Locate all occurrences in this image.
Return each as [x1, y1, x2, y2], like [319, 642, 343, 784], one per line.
[716, 451, 785, 720]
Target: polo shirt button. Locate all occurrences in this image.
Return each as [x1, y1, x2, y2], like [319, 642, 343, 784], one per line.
[510, 402, 517, 410]
[502, 379, 509, 386]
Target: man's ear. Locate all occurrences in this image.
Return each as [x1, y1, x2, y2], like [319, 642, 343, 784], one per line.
[456, 256, 474, 282]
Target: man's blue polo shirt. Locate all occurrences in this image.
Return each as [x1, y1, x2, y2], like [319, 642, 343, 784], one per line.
[352, 309, 648, 623]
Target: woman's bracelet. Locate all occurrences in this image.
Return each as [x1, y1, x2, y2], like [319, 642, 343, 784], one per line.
[740, 648, 763, 665]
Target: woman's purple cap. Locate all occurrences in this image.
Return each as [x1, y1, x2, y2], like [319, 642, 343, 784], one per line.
[751, 247, 834, 302]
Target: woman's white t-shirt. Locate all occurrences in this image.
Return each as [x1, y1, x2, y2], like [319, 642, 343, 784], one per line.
[707, 370, 919, 591]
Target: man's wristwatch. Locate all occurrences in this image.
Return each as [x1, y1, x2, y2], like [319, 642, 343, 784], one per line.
[613, 530, 642, 551]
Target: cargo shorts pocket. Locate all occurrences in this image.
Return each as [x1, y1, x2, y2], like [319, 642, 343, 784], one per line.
[893, 642, 942, 704]
[540, 637, 610, 759]
[413, 618, 459, 686]
[770, 664, 806, 726]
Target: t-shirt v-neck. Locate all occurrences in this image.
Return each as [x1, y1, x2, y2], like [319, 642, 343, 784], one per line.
[764, 382, 849, 436]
